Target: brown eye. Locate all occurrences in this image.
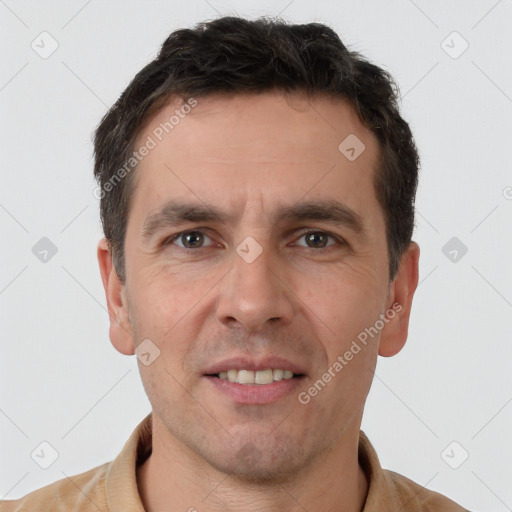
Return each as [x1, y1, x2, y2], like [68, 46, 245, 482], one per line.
[166, 230, 214, 250]
[295, 231, 338, 249]
[305, 232, 329, 248]
[181, 231, 204, 248]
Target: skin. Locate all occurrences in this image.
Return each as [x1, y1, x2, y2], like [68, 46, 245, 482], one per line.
[97, 91, 420, 512]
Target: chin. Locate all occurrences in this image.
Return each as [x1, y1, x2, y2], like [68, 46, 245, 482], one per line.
[214, 455, 300, 484]
[206, 431, 309, 484]
[229, 464, 290, 484]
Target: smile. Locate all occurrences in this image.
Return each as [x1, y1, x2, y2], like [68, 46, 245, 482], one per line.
[217, 368, 295, 385]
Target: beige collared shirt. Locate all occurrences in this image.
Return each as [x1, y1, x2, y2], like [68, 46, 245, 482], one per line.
[0, 413, 468, 511]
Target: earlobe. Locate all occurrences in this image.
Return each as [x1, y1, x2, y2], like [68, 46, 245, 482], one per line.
[378, 241, 420, 357]
[97, 238, 135, 356]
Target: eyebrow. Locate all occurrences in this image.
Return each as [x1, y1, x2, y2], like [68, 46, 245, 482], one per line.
[141, 198, 366, 240]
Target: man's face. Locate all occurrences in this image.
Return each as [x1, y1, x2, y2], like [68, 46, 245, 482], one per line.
[110, 91, 401, 480]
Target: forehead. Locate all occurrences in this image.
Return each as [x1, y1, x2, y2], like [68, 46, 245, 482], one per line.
[129, 91, 382, 229]
[137, 91, 375, 164]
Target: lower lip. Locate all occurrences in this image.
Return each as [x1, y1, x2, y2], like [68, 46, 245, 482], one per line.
[203, 376, 304, 405]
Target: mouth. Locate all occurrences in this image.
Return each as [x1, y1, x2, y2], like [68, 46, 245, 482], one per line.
[202, 358, 307, 405]
[207, 368, 305, 385]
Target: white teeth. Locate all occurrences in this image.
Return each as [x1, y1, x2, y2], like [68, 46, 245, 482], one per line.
[273, 369, 284, 381]
[217, 368, 296, 384]
[254, 369, 273, 385]
[237, 370, 255, 384]
[227, 369, 238, 382]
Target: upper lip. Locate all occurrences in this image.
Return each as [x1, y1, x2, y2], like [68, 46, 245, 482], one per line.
[203, 356, 307, 376]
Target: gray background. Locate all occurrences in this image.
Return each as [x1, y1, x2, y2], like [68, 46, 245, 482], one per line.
[1, 0, 511, 510]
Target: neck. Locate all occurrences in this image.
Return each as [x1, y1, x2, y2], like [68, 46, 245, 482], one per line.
[136, 417, 368, 512]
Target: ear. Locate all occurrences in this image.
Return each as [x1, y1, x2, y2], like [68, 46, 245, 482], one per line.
[378, 241, 420, 357]
[97, 238, 135, 356]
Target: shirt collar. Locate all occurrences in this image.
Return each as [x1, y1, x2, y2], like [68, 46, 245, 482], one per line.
[104, 412, 400, 511]
[105, 412, 152, 511]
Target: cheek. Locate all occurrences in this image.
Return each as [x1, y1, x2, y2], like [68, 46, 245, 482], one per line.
[128, 266, 200, 339]
[303, 265, 386, 357]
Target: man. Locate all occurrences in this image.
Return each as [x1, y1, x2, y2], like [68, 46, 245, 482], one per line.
[1, 15, 469, 512]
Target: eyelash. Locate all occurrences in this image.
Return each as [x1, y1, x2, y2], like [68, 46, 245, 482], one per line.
[163, 228, 346, 253]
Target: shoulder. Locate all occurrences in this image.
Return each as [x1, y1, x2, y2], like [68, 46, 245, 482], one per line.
[0, 462, 110, 512]
[385, 469, 469, 511]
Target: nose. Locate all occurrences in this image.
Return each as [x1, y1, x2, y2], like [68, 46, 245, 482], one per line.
[215, 240, 295, 333]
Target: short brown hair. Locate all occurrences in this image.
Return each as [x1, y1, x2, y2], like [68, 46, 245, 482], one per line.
[94, 15, 419, 282]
